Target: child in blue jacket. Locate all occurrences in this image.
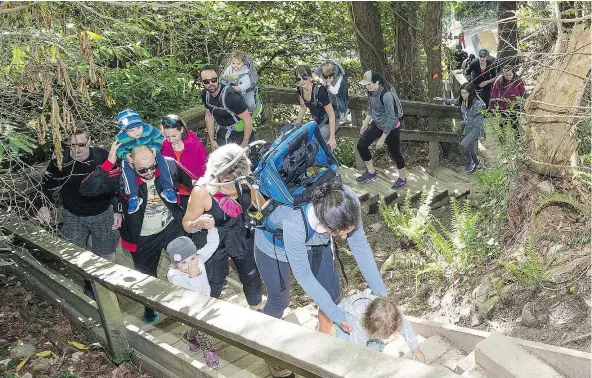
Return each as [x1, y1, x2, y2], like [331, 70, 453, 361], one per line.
[115, 109, 177, 213]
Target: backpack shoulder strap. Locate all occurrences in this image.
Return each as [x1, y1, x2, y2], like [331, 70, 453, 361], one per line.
[300, 204, 315, 242]
[312, 84, 321, 106]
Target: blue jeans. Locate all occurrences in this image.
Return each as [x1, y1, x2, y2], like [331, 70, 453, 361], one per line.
[121, 151, 173, 198]
[254, 244, 340, 319]
[460, 128, 480, 166]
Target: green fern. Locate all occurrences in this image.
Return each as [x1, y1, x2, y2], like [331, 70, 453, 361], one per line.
[499, 239, 548, 284]
[534, 192, 587, 217]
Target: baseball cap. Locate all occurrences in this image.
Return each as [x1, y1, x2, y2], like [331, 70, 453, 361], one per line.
[358, 70, 373, 86]
[116, 108, 144, 130]
[166, 236, 197, 263]
[479, 49, 489, 57]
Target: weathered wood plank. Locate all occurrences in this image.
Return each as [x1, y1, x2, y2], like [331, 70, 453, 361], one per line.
[1, 218, 458, 378]
[260, 86, 460, 118]
[93, 281, 132, 362]
[427, 117, 440, 169]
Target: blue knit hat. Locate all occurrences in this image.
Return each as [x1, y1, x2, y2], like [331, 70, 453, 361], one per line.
[116, 108, 144, 130]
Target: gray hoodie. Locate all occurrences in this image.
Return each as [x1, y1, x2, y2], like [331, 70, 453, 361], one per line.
[443, 97, 485, 137]
[368, 85, 400, 135]
[337, 289, 419, 351]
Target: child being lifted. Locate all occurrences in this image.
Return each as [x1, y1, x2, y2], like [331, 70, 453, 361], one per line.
[337, 289, 425, 362]
[115, 109, 177, 213]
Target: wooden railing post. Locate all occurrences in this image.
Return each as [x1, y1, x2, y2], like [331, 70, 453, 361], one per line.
[428, 116, 440, 169]
[349, 110, 365, 170]
[91, 281, 131, 363]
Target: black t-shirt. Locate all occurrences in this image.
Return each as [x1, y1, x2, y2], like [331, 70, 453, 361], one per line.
[297, 84, 331, 121]
[201, 84, 248, 127]
[466, 57, 498, 88]
[40, 147, 113, 216]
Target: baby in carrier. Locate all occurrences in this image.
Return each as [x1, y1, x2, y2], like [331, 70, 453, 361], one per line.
[220, 50, 256, 111]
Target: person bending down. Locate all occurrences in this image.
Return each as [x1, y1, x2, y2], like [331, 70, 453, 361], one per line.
[116, 108, 177, 214]
[337, 289, 425, 362]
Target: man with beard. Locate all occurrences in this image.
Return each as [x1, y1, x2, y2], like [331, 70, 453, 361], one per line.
[200, 65, 257, 162]
[80, 144, 192, 323]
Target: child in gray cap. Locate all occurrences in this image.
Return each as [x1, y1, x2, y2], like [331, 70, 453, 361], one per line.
[166, 230, 220, 369]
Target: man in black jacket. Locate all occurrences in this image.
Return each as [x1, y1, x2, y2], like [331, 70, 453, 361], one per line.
[464, 48, 498, 108]
[36, 127, 120, 298]
[80, 144, 191, 323]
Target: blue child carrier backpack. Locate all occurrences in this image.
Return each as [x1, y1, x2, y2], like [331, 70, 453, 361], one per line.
[253, 120, 339, 209]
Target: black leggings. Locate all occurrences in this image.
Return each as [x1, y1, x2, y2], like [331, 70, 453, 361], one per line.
[357, 122, 405, 169]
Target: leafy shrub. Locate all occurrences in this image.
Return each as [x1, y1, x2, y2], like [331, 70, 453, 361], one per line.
[334, 138, 356, 167]
[381, 187, 498, 286]
[499, 239, 548, 284]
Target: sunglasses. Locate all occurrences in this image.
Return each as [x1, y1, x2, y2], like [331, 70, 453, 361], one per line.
[479, 55, 487, 58]
[162, 118, 179, 128]
[322, 75, 333, 80]
[295, 76, 309, 82]
[69, 142, 88, 148]
[201, 77, 218, 85]
[135, 164, 157, 174]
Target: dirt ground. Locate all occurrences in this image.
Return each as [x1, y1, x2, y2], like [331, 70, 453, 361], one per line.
[325, 166, 591, 353]
[0, 268, 149, 378]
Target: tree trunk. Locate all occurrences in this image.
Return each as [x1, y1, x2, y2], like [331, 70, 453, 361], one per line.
[497, 1, 517, 68]
[389, 2, 425, 100]
[524, 23, 590, 177]
[349, 2, 387, 75]
[422, 1, 444, 100]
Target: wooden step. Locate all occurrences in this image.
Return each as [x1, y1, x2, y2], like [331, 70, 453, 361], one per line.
[475, 332, 565, 378]
[403, 335, 466, 372]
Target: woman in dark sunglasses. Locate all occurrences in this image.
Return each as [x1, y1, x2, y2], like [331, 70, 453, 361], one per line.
[291, 65, 338, 151]
[161, 114, 207, 208]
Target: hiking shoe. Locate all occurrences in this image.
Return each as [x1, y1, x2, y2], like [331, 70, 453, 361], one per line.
[143, 309, 160, 325]
[465, 162, 476, 173]
[468, 164, 478, 174]
[128, 196, 143, 214]
[203, 349, 220, 370]
[391, 178, 407, 190]
[162, 188, 177, 203]
[267, 363, 295, 378]
[356, 171, 377, 183]
[182, 330, 200, 352]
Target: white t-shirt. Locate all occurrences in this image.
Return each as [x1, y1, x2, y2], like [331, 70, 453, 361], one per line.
[140, 178, 173, 236]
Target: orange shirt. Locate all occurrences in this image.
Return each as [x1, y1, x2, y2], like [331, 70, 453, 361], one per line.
[173, 150, 191, 196]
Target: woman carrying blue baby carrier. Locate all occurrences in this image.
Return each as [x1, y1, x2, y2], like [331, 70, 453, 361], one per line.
[253, 181, 387, 336]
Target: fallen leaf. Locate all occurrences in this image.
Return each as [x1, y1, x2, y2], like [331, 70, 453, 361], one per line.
[15, 356, 29, 371]
[68, 341, 89, 350]
[36, 350, 55, 357]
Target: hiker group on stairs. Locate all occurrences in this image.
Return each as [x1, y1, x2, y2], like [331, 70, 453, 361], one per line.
[34, 50, 529, 377]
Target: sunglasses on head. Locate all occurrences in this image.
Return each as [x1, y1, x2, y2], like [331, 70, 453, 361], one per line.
[135, 164, 157, 174]
[162, 118, 179, 128]
[201, 77, 218, 85]
[295, 75, 309, 82]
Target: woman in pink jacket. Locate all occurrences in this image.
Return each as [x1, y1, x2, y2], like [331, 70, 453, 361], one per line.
[161, 114, 207, 208]
[490, 66, 526, 130]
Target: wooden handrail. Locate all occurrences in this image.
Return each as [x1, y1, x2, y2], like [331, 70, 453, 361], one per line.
[2, 218, 456, 378]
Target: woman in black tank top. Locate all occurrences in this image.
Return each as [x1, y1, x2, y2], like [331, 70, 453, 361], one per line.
[182, 144, 262, 310]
